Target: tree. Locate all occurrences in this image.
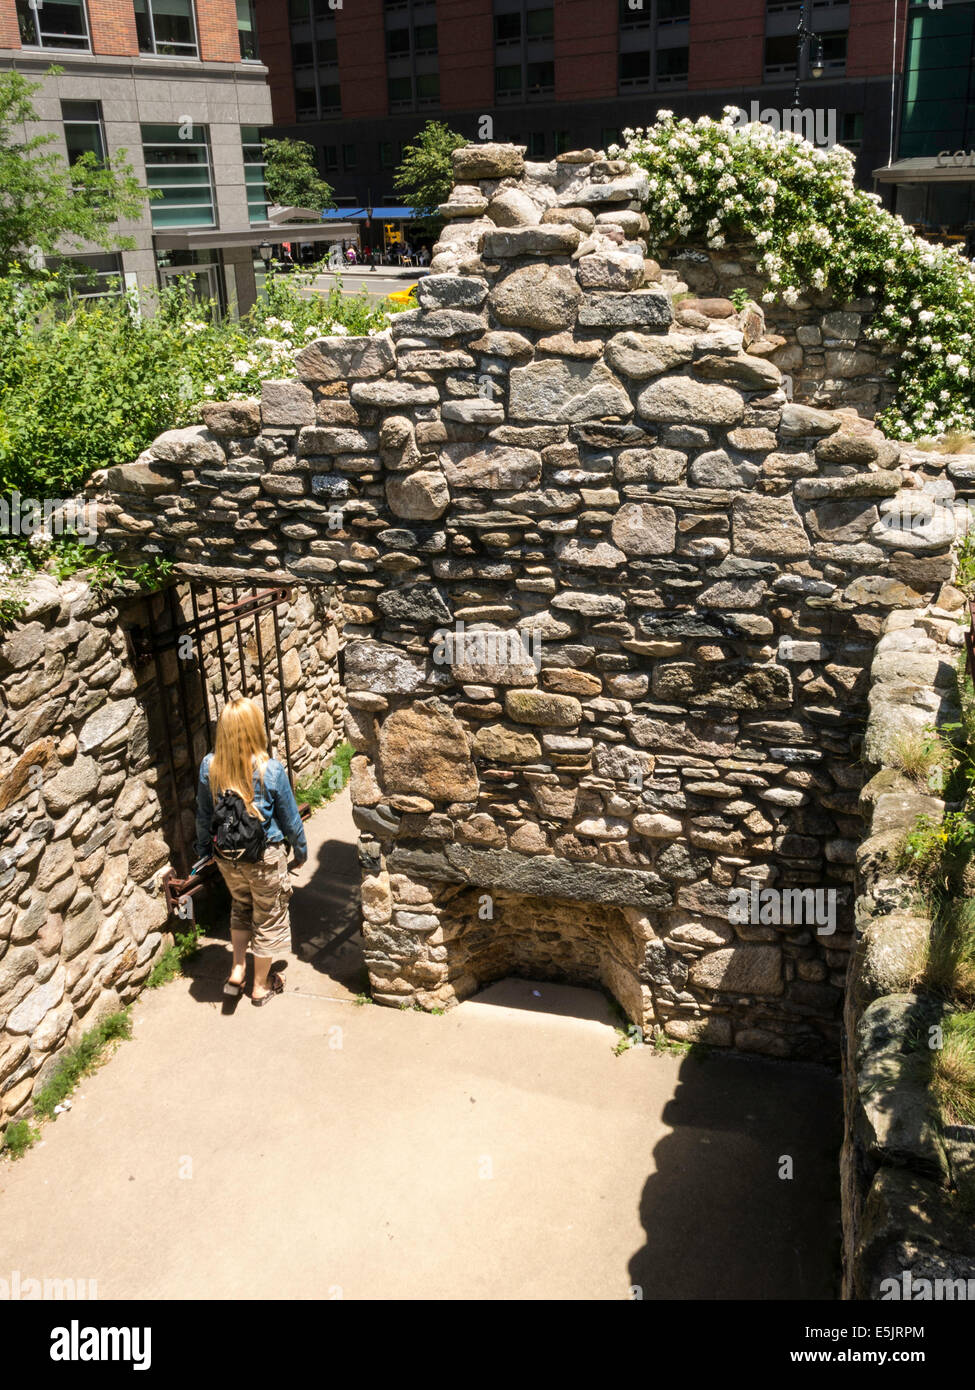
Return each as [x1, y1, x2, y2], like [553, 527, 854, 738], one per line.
[262, 139, 335, 211]
[393, 120, 467, 229]
[0, 68, 151, 275]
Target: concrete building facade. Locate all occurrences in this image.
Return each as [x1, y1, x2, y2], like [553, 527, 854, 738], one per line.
[0, 0, 275, 311]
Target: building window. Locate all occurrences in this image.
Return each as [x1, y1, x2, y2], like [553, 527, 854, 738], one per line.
[496, 63, 522, 97]
[527, 131, 546, 158]
[47, 252, 125, 299]
[61, 100, 105, 165]
[237, 0, 259, 60]
[318, 36, 338, 63]
[619, 49, 651, 88]
[414, 22, 437, 55]
[553, 131, 570, 155]
[819, 29, 847, 75]
[526, 59, 554, 94]
[658, 0, 690, 22]
[386, 26, 411, 57]
[388, 75, 413, 107]
[141, 122, 215, 229]
[241, 127, 268, 224]
[16, 0, 91, 51]
[134, 0, 199, 58]
[416, 72, 439, 106]
[657, 45, 688, 83]
[320, 83, 341, 113]
[379, 141, 396, 169]
[495, 12, 521, 45]
[525, 7, 554, 42]
[618, 0, 650, 29]
[764, 33, 797, 75]
[343, 143, 357, 170]
[601, 126, 621, 149]
[840, 112, 863, 149]
[323, 144, 338, 171]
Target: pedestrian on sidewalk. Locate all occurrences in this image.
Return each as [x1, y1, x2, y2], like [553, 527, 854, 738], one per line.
[194, 697, 308, 1006]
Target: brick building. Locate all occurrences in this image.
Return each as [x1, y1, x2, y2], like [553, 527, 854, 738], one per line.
[0, 0, 282, 309]
[256, 0, 910, 250]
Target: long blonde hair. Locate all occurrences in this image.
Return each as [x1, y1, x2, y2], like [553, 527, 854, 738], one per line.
[209, 697, 269, 820]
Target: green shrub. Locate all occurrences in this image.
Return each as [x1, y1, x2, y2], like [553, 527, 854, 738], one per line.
[0, 269, 395, 501]
[1, 1118, 39, 1160]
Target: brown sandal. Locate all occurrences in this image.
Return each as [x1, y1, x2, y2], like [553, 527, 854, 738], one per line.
[251, 971, 285, 1007]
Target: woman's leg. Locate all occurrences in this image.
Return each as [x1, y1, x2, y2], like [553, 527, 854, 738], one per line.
[252, 953, 274, 999]
[229, 930, 249, 986]
[216, 861, 255, 988]
[249, 845, 293, 1003]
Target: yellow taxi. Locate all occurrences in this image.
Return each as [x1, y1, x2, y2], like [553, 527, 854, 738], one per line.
[387, 283, 418, 306]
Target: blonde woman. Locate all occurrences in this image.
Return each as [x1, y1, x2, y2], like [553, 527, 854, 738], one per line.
[194, 697, 308, 1006]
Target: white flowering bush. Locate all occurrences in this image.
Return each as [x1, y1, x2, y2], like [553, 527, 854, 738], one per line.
[612, 111, 975, 440]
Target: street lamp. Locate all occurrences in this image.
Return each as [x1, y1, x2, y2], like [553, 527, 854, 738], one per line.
[794, 1, 825, 105]
[258, 241, 273, 265]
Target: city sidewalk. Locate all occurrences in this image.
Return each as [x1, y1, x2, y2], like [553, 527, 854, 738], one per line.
[0, 793, 843, 1300]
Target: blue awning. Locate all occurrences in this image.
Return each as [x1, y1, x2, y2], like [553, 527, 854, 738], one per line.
[321, 206, 416, 221]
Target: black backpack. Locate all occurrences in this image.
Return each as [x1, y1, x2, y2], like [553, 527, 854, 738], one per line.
[211, 790, 267, 863]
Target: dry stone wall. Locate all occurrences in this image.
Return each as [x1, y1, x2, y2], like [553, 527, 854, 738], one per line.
[92, 144, 958, 1061]
[842, 591, 975, 1296]
[0, 576, 173, 1130]
[657, 244, 899, 420]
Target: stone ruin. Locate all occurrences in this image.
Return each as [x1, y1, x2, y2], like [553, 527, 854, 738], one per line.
[90, 143, 961, 1063]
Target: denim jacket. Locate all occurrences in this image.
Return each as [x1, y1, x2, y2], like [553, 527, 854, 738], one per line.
[195, 755, 308, 864]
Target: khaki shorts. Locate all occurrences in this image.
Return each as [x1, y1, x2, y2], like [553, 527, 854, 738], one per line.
[216, 842, 293, 960]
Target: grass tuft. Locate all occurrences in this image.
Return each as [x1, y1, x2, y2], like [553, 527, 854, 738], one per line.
[296, 740, 354, 811]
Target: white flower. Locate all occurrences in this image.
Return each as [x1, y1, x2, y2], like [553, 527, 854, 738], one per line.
[232, 359, 251, 374]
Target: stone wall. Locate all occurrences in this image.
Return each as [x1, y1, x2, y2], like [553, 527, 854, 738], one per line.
[842, 591, 975, 1296]
[0, 573, 344, 1134]
[658, 244, 899, 421]
[0, 576, 173, 1131]
[91, 143, 957, 1061]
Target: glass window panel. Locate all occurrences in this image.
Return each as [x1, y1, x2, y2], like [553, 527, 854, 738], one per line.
[495, 64, 522, 93]
[416, 73, 439, 101]
[386, 27, 410, 56]
[317, 35, 337, 62]
[414, 23, 437, 53]
[237, 0, 259, 59]
[388, 75, 412, 103]
[343, 143, 357, 168]
[526, 8, 553, 41]
[17, 0, 90, 49]
[320, 83, 341, 111]
[619, 50, 650, 82]
[495, 13, 520, 43]
[657, 45, 688, 77]
[142, 123, 214, 229]
[527, 60, 554, 89]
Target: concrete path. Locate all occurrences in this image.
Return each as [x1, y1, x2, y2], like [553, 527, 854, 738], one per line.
[0, 793, 843, 1300]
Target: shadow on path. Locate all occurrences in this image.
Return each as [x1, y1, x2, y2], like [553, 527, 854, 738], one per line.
[628, 1050, 843, 1299]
